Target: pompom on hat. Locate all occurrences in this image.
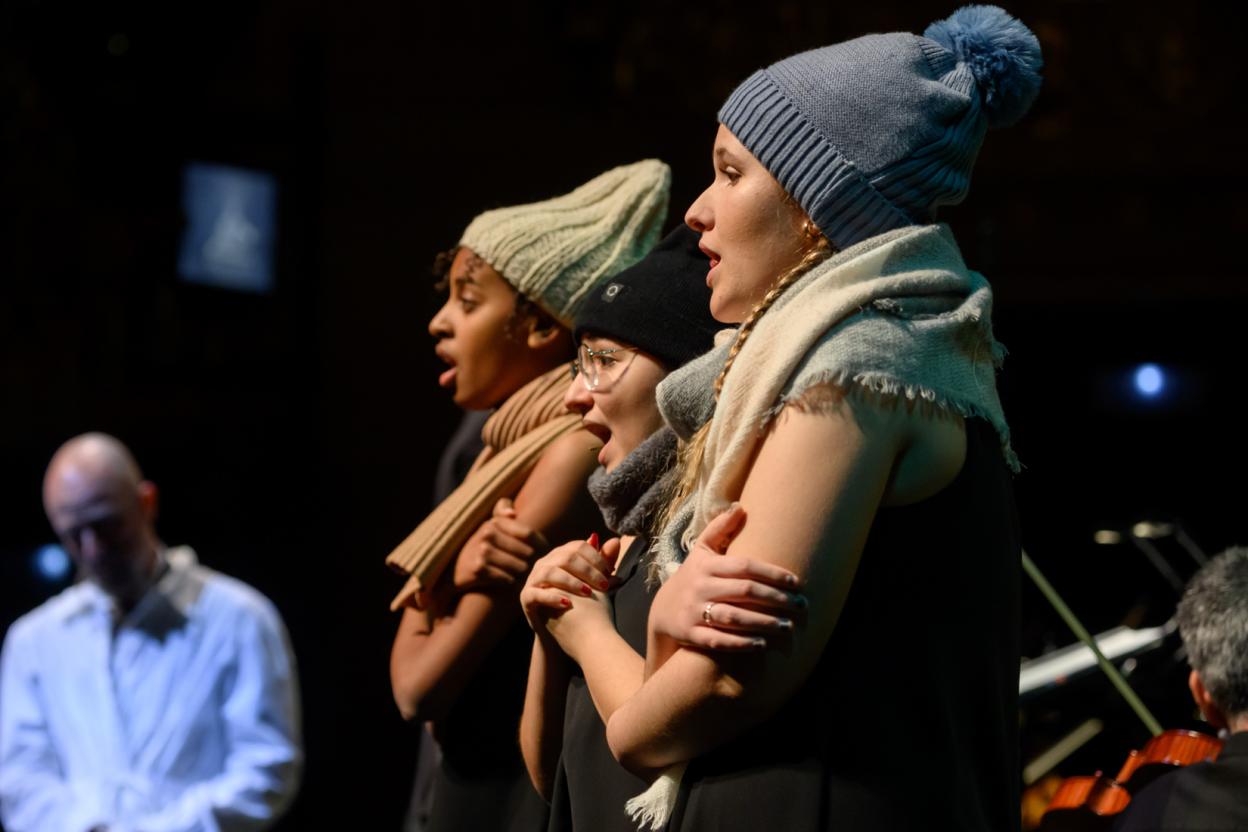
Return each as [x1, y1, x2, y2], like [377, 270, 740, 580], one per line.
[460, 159, 671, 327]
[718, 5, 1043, 252]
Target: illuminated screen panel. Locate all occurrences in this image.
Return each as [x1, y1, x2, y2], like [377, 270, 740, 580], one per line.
[178, 162, 277, 293]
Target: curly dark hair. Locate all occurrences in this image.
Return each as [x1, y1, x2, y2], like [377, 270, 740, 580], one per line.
[430, 245, 561, 342]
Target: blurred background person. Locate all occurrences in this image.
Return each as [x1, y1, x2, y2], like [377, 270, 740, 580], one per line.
[1113, 547, 1248, 830]
[0, 432, 302, 832]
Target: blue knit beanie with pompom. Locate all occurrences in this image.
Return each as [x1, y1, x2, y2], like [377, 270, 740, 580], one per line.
[719, 5, 1043, 251]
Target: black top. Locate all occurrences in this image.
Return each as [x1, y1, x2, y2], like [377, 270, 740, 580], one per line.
[666, 418, 1021, 832]
[425, 617, 549, 832]
[414, 409, 549, 832]
[548, 536, 655, 832]
[1112, 731, 1248, 832]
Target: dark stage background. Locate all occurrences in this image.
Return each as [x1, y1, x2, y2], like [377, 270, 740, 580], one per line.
[2, 1, 1246, 827]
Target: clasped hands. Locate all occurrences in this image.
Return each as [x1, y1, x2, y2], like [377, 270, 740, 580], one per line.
[519, 503, 808, 658]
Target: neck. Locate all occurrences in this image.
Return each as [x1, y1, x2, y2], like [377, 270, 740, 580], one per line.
[110, 542, 165, 614]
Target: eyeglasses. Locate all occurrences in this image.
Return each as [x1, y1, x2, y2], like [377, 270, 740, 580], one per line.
[570, 344, 639, 392]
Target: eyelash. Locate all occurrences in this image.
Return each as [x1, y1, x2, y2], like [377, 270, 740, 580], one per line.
[719, 166, 740, 185]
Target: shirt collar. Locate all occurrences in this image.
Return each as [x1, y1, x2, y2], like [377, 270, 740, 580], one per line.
[1220, 730, 1248, 761]
[56, 546, 203, 626]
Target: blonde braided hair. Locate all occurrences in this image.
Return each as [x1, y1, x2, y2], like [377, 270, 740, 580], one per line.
[654, 230, 833, 540]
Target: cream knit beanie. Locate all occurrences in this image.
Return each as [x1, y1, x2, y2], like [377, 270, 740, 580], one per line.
[459, 159, 671, 327]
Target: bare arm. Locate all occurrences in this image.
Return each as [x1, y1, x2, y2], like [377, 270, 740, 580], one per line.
[607, 387, 966, 772]
[389, 428, 602, 722]
[518, 634, 572, 800]
[517, 536, 623, 797]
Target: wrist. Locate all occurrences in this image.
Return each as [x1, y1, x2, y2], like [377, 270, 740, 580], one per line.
[561, 615, 615, 663]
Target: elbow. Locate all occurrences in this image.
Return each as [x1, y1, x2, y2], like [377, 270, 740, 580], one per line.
[520, 746, 554, 804]
[606, 673, 751, 776]
[605, 712, 647, 775]
[391, 680, 421, 723]
[605, 710, 671, 778]
[390, 663, 449, 723]
[392, 681, 451, 724]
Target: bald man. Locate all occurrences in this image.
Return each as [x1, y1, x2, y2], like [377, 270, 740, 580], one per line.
[0, 433, 302, 832]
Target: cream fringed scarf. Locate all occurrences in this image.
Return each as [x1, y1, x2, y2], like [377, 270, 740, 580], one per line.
[386, 364, 579, 610]
[626, 224, 1018, 829]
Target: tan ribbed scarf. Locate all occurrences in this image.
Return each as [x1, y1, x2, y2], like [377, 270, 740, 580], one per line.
[386, 364, 579, 610]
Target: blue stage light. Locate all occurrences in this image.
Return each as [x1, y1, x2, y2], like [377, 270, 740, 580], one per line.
[1134, 364, 1164, 398]
[33, 544, 72, 582]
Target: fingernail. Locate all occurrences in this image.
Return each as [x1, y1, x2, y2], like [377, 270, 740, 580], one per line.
[793, 594, 808, 608]
[777, 618, 793, 630]
[561, 597, 572, 608]
[751, 638, 767, 649]
[588, 532, 600, 549]
[598, 580, 610, 591]
[784, 573, 798, 587]
[581, 584, 593, 596]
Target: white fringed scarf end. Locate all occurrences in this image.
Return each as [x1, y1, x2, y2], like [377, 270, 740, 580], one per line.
[625, 761, 687, 830]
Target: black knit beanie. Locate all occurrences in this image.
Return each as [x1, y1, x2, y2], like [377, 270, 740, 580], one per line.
[573, 224, 725, 370]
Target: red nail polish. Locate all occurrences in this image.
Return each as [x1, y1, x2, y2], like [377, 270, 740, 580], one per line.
[599, 580, 610, 591]
[588, 532, 600, 549]
[581, 584, 593, 595]
[561, 597, 571, 608]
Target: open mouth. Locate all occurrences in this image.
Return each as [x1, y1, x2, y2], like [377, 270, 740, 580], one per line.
[435, 347, 457, 388]
[698, 241, 721, 281]
[581, 420, 612, 445]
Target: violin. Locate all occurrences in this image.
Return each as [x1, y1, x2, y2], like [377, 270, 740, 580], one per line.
[1038, 728, 1223, 829]
[1020, 551, 1224, 830]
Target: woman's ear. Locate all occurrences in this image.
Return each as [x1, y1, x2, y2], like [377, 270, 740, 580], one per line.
[525, 320, 564, 351]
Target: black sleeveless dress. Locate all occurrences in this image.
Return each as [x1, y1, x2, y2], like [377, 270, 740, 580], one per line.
[425, 617, 550, 832]
[666, 418, 1021, 831]
[547, 536, 655, 832]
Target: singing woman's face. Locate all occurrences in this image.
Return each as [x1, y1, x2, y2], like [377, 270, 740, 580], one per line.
[562, 334, 667, 473]
[685, 125, 810, 324]
[428, 247, 556, 410]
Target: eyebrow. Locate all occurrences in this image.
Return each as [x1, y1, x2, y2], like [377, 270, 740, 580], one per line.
[452, 275, 479, 288]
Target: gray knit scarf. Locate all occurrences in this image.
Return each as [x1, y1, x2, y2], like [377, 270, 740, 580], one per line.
[586, 427, 678, 537]
[653, 222, 1018, 580]
[627, 224, 1018, 830]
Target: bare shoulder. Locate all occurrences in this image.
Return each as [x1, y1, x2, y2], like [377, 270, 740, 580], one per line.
[778, 381, 965, 505]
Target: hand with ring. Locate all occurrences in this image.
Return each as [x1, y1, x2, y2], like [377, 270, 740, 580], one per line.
[650, 503, 808, 653]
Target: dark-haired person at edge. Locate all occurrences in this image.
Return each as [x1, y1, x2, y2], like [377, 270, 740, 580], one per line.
[1113, 547, 1248, 831]
[517, 226, 808, 832]
[387, 160, 669, 832]
[593, 7, 1041, 831]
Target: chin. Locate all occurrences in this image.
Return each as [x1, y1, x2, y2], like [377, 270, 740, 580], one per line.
[452, 385, 485, 410]
[708, 290, 746, 325]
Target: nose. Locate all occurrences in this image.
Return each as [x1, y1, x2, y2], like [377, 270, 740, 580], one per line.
[428, 300, 453, 339]
[685, 185, 714, 233]
[563, 372, 593, 415]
